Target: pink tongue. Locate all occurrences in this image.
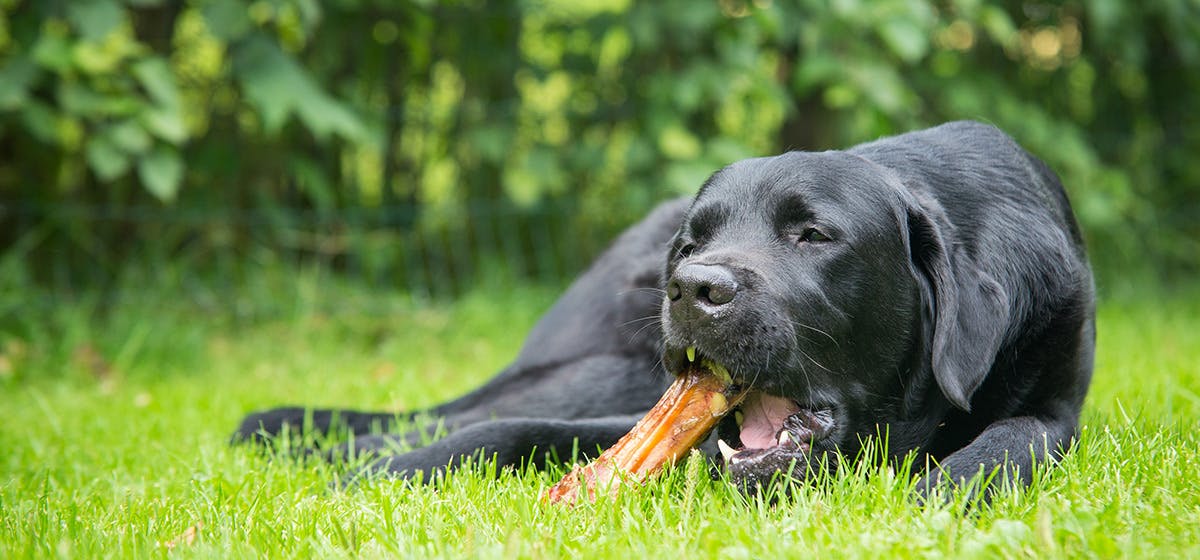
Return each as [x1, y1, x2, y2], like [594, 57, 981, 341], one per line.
[738, 392, 801, 449]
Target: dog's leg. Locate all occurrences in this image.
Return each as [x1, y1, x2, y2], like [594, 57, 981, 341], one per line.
[916, 414, 1077, 503]
[231, 407, 406, 446]
[337, 415, 643, 485]
[229, 383, 495, 447]
[231, 351, 668, 451]
[918, 309, 1093, 504]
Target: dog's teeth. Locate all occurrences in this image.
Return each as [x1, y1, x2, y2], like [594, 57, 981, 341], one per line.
[778, 431, 792, 447]
[734, 410, 744, 427]
[686, 346, 696, 363]
[717, 438, 737, 463]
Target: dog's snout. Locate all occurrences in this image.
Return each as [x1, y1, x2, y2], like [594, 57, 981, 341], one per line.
[667, 263, 739, 308]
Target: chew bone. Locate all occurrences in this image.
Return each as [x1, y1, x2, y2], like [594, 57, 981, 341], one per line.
[544, 362, 746, 504]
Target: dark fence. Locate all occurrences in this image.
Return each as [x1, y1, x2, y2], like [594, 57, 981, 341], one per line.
[3, 195, 645, 305]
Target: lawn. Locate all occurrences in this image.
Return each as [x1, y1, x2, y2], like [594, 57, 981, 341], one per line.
[1, 270, 1198, 558]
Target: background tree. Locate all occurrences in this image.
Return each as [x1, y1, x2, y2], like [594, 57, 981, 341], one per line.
[1, 0, 1195, 296]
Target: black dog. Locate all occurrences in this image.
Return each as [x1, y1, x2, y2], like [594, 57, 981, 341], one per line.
[234, 121, 1094, 498]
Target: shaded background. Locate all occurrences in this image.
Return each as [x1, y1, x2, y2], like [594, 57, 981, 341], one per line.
[2, 0, 1197, 304]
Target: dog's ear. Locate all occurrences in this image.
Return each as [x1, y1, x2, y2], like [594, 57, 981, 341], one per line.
[905, 205, 1010, 411]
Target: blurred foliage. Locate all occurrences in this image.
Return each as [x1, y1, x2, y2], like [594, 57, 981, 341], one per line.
[0, 0, 1197, 293]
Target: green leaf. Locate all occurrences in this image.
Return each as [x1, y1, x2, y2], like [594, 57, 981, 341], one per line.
[288, 158, 335, 211]
[234, 35, 367, 141]
[658, 123, 701, 160]
[201, 0, 253, 42]
[297, 97, 367, 144]
[851, 63, 911, 113]
[137, 145, 184, 202]
[823, 82, 859, 108]
[20, 101, 61, 144]
[979, 5, 1017, 45]
[792, 54, 841, 94]
[468, 125, 509, 163]
[878, 19, 929, 63]
[294, 0, 323, 32]
[31, 32, 74, 73]
[58, 81, 106, 114]
[72, 41, 125, 75]
[67, 0, 124, 42]
[707, 138, 755, 165]
[131, 57, 188, 144]
[673, 71, 705, 110]
[86, 135, 131, 181]
[105, 120, 153, 155]
[665, 160, 718, 195]
[132, 57, 181, 110]
[140, 106, 188, 144]
[234, 38, 298, 133]
[0, 57, 39, 110]
[57, 81, 141, 117]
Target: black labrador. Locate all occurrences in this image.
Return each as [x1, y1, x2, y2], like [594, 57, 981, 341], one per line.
[234, 121, 1095, 498]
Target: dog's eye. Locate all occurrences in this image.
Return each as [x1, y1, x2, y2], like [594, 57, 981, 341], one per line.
[797, 228, 832, 243]
[678, 243, 696, 258]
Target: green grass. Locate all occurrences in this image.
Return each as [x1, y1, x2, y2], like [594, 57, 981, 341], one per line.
[1, 271, 1198, 558]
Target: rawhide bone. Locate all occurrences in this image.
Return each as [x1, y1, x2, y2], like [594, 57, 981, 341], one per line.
[544, 362, 746, 504]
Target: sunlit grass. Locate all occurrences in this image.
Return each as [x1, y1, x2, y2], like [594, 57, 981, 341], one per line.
[1, 271, 1198, 558]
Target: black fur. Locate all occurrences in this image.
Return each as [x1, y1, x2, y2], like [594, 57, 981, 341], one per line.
[233, 121, 1094, 500]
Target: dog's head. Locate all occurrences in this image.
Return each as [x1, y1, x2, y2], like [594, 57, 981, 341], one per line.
[660, 151, 1009, 485]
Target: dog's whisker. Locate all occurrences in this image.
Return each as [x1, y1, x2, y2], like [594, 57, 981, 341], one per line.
[796, 358, 814, 400]
[797, 347, 838, 376]
[789, 320, 840, 348]
[627, 319, 663, 343]
[617, 287, 669, 297]
[620, 315, 662, 328]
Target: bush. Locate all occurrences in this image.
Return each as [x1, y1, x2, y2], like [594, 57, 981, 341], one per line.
[1, 0, 1195, 292]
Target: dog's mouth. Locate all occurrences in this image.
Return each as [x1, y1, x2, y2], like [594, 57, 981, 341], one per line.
[544, 349, 746, 503]
[669, 346, 836, 468]
[716, 392, 835, 467]
[544, 346, 834, 504]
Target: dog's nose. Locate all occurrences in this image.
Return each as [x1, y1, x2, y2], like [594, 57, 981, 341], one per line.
[667, 263, 739, 308]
